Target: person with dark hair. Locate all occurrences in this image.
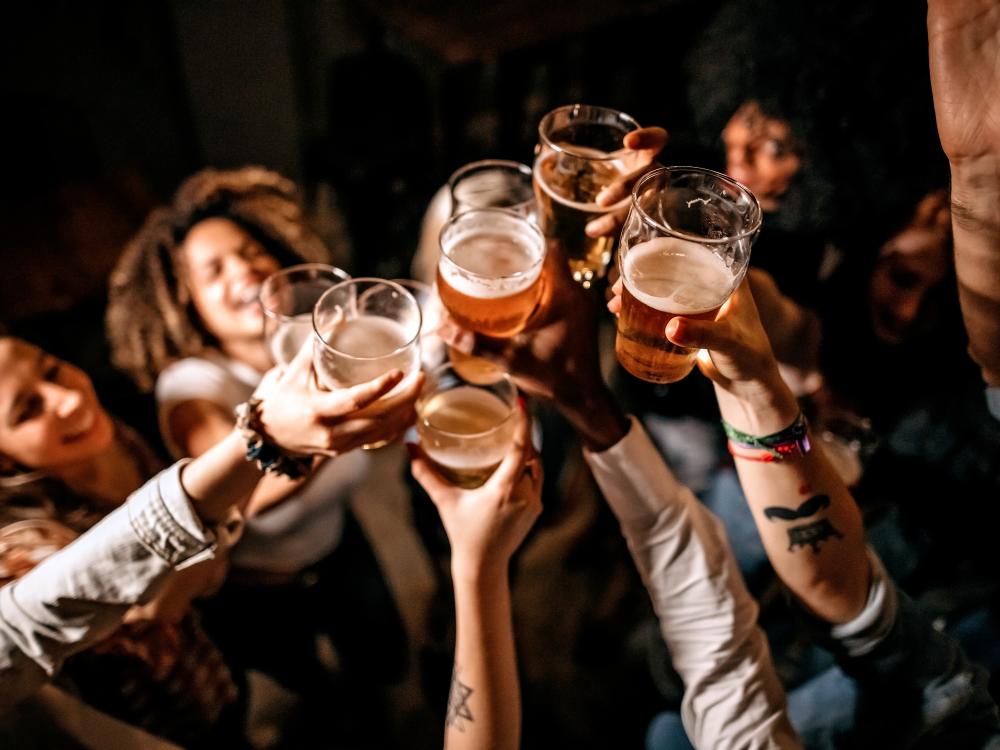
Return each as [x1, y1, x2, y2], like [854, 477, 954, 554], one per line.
[107, 166, 418, 742]
[0, 334, 413, 746]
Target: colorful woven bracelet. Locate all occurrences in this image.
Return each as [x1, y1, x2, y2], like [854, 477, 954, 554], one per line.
[234, 399, 314, 479]
[722, 412, 811, 462]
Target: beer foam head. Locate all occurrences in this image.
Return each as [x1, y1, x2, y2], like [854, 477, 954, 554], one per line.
[440, 213, 544, 299]
[623, 237, 735, 314]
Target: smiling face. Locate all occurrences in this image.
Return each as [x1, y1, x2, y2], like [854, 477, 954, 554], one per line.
[722, 101, 802, 211]
[180, 217, 282, 346]
[0, 338, 115, 470]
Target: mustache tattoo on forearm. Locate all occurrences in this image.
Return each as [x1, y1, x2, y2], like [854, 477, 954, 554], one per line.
[763, 494, 831, 521]
[762, 495, 842, 553]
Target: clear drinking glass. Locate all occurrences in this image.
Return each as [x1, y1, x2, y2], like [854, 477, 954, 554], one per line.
[313, 278, 422, 447]
[392, 279, 448, 371]
[615, 166, 761, 384]
[448, 159, 536, 221]
[436, 208, 545, 339]
[533, 104, 641, 288]
[260, 264, 350, 366]
[416, 362, 518, 488]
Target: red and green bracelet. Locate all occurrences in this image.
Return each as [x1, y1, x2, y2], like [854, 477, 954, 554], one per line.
[722, 412, 811, 463]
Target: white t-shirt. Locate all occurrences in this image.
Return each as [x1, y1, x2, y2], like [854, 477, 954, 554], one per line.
[156, 351, 369, 573]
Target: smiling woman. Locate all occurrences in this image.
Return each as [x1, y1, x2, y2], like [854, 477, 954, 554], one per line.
[0, 336, 243, 748]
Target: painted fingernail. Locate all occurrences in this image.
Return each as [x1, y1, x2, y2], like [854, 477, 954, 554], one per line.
[517, 396, 527, 412]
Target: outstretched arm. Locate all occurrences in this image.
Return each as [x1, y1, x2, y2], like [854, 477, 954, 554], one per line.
[409, 411, 542, 750]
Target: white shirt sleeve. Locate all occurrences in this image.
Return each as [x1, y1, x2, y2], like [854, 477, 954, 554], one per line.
[584, 416, 799, 749]
[0, 461, 228, 711]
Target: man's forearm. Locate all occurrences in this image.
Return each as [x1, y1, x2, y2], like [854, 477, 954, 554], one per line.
[949, 156, 1000, 386]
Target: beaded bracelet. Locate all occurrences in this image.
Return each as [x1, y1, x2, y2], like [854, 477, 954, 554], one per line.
[234, 399, 314, 479]
[722, 411, 811, 462]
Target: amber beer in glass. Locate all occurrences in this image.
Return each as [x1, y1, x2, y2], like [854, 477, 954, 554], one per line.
[416, 363, 518, 488]
[437, 208, 545, 338]
[533, 104, 640, 288]
[616, 167, 761, 383]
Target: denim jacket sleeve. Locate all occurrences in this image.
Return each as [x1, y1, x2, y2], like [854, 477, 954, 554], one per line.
[585, 416, 800, 750]
[0, 460, 227, 712]
[810, 551, 1000, 749]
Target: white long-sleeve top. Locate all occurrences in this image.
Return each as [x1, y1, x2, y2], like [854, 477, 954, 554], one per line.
[0, 461, 228, 712]
[584, 417, 800, 749]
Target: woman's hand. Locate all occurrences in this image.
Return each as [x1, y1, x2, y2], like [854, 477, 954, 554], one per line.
[584, 126, 669, 238]
[409, 410, 542, 583]
[253, 341, 424, 457]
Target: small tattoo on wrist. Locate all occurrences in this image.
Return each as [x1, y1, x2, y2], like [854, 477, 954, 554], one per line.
[446, 666, 474, 730]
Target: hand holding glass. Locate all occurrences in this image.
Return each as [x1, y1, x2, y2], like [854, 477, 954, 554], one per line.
[416, 363, 518, 488]
[616, 166, 760, 383]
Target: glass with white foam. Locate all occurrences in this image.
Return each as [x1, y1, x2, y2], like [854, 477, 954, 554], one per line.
[416, 362, 518, 488]
[616, 166, 761, 383]
[448, 160, 537, 222]
[260, 264, 350, 366]
[436, 208, 545, 339]
[312, 278, 422, 448]
[533, 104, 640, 288]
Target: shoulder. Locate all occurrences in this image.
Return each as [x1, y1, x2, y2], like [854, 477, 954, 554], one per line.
[156, 353, 256, 411]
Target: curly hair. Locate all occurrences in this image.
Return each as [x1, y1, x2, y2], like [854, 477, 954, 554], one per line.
[107, 166, 329, 391]
[686, 0, 943, 238]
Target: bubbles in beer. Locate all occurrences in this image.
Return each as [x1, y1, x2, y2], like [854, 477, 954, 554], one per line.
[314, 314, 418, 390]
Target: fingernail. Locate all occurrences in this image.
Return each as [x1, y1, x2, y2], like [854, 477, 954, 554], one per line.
[517, 395, 527, 412]
[404, 442, 419, 459]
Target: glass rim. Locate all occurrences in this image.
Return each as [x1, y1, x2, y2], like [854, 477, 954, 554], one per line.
[447, 159, 534, 212]
[417, 361, 518, 439]
[312, 277, 422, 361]
[260, 263, 351, 322]
[438, 207, 546, 282]
[630, 166, 762, 244]
[537, 103, 641, 161]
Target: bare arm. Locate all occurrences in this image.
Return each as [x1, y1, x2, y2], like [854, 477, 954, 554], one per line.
[410, 413, 541, 750]
[168, 399, 311, 518]
[928, 0, 1000, 386]
[657, 279, 869, 623]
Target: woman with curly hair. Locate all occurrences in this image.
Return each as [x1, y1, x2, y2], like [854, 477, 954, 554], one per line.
[107, 166, 410, 742]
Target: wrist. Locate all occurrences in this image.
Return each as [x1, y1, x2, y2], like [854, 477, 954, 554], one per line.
[451, 555, 510, 590]
[714, 373, 799, 437]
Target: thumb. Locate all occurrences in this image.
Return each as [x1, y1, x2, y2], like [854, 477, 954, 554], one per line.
[317, 369, 403, 416]
[665, 316, 729, 352]
[407, 443, 455, 506]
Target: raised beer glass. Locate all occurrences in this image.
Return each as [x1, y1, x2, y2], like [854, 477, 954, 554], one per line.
[448, 160, 536, 221]
[437, 208, 545, 338]
[416, 362, 518, 488]
[313, 278, 422, 448]
[616, 166, 761, 383]
[534, 104, 640, 288]
[260, 264, 350, 366]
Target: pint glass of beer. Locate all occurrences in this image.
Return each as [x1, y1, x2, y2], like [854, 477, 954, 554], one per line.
[260, 264, 350, 366]
[437, 208, 545, 338]
[448, 160, 536, 221]
[313, 278, 422, 446]
[533, 104, 640, 288]
[416, 362, 518, 488]
[616, 167, 761, 383]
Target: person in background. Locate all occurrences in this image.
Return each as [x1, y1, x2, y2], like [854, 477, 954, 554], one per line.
[106, 166, 417, 743]
[0, 335, 413, 746]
